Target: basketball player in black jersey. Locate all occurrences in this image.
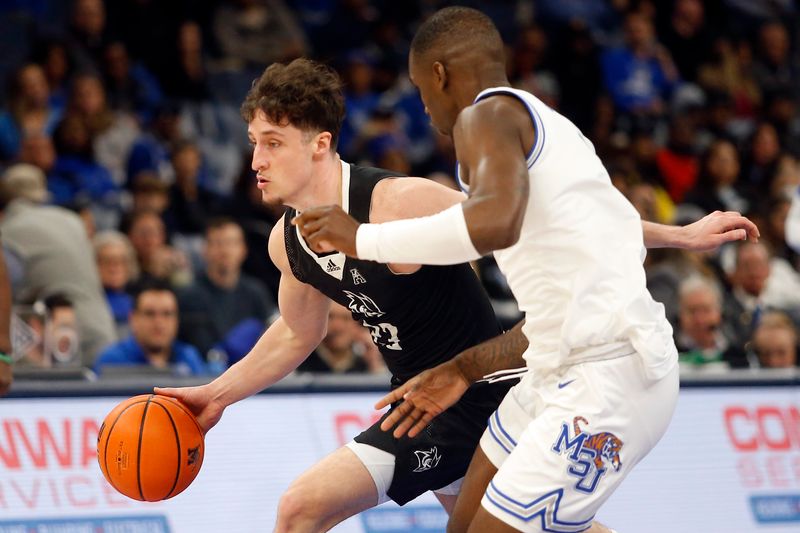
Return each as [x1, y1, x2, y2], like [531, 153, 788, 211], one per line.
[156, 58, 518, 532]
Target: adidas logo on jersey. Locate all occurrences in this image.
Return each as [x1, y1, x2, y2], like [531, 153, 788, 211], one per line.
[325, 259, 341, 273]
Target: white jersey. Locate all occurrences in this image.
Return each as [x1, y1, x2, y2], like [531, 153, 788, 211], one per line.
[457, 87, 677, 380]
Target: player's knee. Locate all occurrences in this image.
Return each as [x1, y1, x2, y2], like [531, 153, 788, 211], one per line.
[276, 486, 323, 532]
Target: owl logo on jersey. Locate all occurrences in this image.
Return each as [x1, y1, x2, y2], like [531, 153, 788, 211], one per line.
[551, 416, 624, 494]
[343, 290, 385, 318]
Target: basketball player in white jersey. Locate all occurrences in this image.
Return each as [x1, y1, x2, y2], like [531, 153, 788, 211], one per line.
[294, 7, 759, 533]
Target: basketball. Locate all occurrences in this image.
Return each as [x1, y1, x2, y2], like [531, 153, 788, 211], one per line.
[97, 394, 205, 502]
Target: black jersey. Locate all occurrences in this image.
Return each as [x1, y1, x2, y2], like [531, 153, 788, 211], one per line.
[285, 162, 516, 505]
[284, 163, 502, 384]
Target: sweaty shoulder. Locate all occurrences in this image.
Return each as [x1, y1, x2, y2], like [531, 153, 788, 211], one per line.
[370, 177, 467, 224]
[455, 95, 535, 155]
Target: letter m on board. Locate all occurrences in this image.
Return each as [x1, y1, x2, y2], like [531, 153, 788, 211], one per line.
[552, 422, 587, 461]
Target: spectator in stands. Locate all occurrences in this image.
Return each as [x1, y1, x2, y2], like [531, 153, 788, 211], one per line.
[741, 121, 783, 197]
[752, 20, 798, 96]
[124, 209, 192, 288]
[297, 302, 373, 374]
[655, 114, 700, 203]
[18, 133, 57, 182]
[49, 113, 119, 221]
[30, 39, 73, 110]
[166, 141, 220, 236]
[101, 41, 164, 123]
[178, 218, 274, 359]
[212, 0, 308, 72]
[93, 230, 138, 338]
[657, 0, 713, 83]
[0, 164, 115, 366]
[14, 294, 80, 368]
[0, 63, 63, 161]
[749, 311, 798, 368]
[600, 10, 679, 122]
[94, 281, 206, 376]
[162, 20, 211, 102]
[129, 172, 170, 216]
[66, 71, 139, 187]
[126, 101, 183, 185]
[676, 276, 747, 369]
[721, 240, 800, 348]
[66, 0, 111, 72]
[684, 138, 749, 215]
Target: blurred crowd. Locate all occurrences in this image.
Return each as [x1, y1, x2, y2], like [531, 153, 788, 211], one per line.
[0, 0, 798, 379]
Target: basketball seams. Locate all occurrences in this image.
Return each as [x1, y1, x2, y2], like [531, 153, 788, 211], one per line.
[150, 400, 182, 500]
[102, 398, 150, 497]
[136, 395, 154, 501]
[156, 395, 204, 436]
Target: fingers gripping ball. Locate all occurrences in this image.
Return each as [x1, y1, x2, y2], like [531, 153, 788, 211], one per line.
[97, 394, 204, 501]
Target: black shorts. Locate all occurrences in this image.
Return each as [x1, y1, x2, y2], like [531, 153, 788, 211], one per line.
[353, 380, 514, 505]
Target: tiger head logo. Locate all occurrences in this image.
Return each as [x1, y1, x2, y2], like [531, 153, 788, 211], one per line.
[573, 416, 623, 472]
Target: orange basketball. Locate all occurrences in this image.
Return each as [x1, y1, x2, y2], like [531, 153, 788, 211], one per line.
[97, 394, 205, 502]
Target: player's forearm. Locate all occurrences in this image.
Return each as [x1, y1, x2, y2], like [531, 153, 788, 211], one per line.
[641, 220, 685, 249]
[208, 318, 318, 406]
[452, 320, 528, 385]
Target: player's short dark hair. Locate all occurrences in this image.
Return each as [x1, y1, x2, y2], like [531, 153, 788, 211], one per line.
[240, 58, 345, 148]
[410, 7, 503, 59]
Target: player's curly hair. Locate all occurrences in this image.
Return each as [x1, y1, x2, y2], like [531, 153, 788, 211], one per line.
[241, 58, 344, 148]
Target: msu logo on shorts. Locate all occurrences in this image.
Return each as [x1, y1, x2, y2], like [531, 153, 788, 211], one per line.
[551, 416, 624, 494]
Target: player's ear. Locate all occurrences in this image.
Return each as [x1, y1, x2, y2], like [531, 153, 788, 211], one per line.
[433, 61, 447, 90]
[312, 131, 332, 156]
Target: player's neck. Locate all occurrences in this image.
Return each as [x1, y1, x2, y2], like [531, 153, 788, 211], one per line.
[295, 152, 343, 212]
[462, 66, 509, 105]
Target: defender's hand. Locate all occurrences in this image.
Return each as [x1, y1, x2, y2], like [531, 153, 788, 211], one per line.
[375, 361, 470, 439]
[154, 385, 225, 434]
[681, 211, 759, 252]
[292, 206, 360, 256]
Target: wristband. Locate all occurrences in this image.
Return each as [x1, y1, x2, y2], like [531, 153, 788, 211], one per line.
[0, 353, 12, 364]
[356, 203, 481, 265]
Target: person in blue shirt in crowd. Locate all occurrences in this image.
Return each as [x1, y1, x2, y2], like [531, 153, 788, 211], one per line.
[93, 280, 206, 376]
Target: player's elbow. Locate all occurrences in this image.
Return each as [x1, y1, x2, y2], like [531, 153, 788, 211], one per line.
[475, 207, 524, 252]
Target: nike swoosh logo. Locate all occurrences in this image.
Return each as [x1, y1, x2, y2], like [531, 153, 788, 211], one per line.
[557, 379, 576, 389]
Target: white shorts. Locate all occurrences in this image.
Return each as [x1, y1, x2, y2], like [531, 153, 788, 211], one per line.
[479, 354, 679, 532]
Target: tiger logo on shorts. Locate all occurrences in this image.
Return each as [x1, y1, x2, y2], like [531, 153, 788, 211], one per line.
[552, 415, 625, 494]
[572, 416, 622, 472]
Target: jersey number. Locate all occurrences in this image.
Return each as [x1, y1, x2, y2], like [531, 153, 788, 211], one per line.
[363, 322, 402, 351]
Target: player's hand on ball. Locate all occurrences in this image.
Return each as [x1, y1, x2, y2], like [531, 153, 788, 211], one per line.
[154, 385, 225, 434]
[292, 206, 360, 256]
[375, 360, 470, 438]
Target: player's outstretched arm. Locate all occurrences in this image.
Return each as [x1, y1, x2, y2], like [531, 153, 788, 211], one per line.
[377, 321, 528, 438]
[642, 211, 759, 251]
[156, 217, 330, 433]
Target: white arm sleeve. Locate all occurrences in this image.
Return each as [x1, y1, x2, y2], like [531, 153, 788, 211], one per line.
[786, 187, 800, 253]
[356, 203, 481, 265]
